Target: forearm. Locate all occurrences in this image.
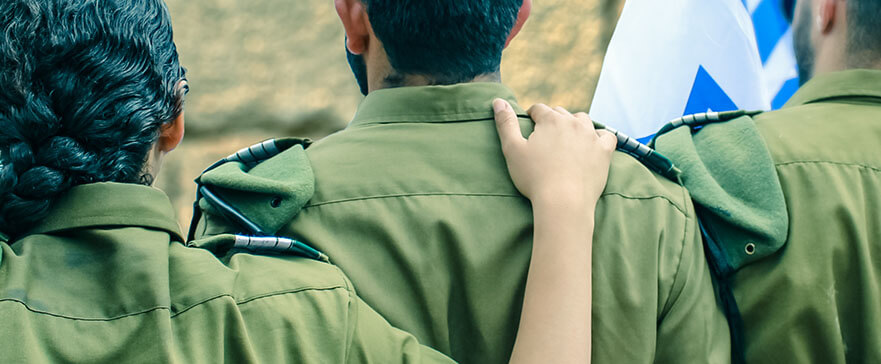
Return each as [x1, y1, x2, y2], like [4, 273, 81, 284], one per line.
[509, 198, 595, 364]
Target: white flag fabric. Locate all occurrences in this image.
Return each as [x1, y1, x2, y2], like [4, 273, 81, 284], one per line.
[590, 0, 771, 142]
[745, 0, 800, 109]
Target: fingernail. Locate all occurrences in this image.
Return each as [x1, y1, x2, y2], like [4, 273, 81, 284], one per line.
[493, 99, 507, 113]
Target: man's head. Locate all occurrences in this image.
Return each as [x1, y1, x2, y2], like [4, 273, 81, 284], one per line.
[790, 0, 881, 84]
[336, 0, 532, 94]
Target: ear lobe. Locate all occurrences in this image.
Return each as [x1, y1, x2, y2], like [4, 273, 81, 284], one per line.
[505, 0, 533, 48]
[158, 111, 185, 153]
[335, 0, 370, 54]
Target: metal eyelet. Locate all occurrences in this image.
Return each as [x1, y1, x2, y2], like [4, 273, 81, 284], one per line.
[745, 243, 757, 255]
[270, 197, 283, 208]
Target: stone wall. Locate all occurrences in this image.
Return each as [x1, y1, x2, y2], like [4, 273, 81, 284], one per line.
[156, 0, 623, 229]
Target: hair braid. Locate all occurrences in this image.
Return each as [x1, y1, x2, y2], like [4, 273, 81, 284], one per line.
[0, 0, 185, 238]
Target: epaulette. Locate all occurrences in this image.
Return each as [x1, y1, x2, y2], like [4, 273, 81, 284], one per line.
[188, 138, 327, 262]
[190, 233, 329, 263]
[652, 110, 764, 140]
[593, 121, 681, 182]
[645, 109, 771, 364]
[594, 110, 765, 184]
[202, 138, 313, 174]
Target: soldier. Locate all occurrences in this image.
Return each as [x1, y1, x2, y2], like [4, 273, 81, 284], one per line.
[725, 0, 881, 361]
[192, 0, 731, 363]
[0, 0, 619, 362]
[528, 0, 881, 362]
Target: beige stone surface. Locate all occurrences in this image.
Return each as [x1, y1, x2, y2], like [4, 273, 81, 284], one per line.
[155, 0, 623, 229]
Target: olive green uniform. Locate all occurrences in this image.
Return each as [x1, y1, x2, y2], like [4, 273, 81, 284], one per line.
[733, 69, 881, 362]
[196, 83, 731, 364]
[0, 183, 457, 363]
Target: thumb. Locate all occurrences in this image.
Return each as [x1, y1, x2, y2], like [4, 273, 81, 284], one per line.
[493, 98, 526, 151]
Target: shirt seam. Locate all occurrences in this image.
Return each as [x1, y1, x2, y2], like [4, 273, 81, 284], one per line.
[339, 267, 357, 363]
[305, 192, 688, 216]
[29, 216, 181, 238]
[351, 114, 531, 128]
[660, 185, 695, 317]
[775, 160, 881, 174]
[305, 192, 522, 208]
[0, 285, 348, 322]
[352, 115, 494, 126]
[797, 91, 881, 105]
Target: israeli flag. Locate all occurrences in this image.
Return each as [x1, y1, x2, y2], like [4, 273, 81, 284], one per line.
[746, 0, 800, 109]
[590, 0, 771, 142]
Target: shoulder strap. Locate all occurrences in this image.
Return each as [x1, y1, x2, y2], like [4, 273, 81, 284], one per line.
[648, 109, 772, 364]
[594, 110, 765, 183]
[592, 121, 681, 182]
[188, 138, 313, 242]
[189, 233, 329, 263]
[651, 110, 764, 141]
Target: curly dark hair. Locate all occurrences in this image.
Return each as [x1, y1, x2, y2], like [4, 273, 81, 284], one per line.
[0, 0, 186, 238]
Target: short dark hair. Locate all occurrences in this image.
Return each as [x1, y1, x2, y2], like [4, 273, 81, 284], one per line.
[363, 0, 524, 85]
[847, 0, 881, 63]
[0, 0, 186, 238]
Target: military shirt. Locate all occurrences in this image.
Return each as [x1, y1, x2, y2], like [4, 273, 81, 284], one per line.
[0, 183, 456, 363]
[734, 69, 881, 363]
[197, 83, 731, 363]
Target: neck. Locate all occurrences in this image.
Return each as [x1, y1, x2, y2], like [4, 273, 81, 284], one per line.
[846, 50, 881, 71]
[813, 44, 849, 77]
[374, 72, 502, 91]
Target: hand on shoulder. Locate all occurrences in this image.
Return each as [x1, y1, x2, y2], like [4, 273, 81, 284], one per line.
[492, 99, 617, 210]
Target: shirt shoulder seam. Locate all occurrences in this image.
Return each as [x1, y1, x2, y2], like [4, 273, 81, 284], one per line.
[0, 285, 348, 322]
[305, 192, 688, 215]
[660, 185, 696, 316]
[775, 160, 881, 174]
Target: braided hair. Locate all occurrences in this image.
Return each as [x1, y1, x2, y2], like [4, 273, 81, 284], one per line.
[0, 0, 186, 238]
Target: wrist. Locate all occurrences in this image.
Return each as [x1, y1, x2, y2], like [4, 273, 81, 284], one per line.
[531, 196, 596, 229]
[531, 188, 598, 216]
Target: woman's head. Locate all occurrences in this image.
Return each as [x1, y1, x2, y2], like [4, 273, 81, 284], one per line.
[0, 0, 186, 237]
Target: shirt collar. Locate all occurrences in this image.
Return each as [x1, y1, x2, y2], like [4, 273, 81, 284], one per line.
[785, 69, 881, 107]
[349, 82, 527, 128]
[26, 182, 183, 242]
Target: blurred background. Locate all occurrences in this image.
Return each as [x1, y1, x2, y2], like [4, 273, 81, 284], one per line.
[157, 0, 625, 228]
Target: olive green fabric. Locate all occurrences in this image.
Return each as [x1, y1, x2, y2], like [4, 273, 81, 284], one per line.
[733, 69, 881, 363]
[196, 83, 731, 364]
[0, 183, 456, 363]
[199, 143, 314, 234]
[650, 114, 788, 273]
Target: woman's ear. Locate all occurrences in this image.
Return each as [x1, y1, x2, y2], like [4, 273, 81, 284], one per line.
[157, 111, 185, 153]
[158, 80, 187, 153]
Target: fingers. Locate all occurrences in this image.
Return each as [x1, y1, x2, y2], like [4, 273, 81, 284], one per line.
[597, 129, 619, 152]
[527, 105, 612, 150]
[493, 98, 526, 151]
[574, 113, 616, 151]
[527, 103, 558, 124]
[554, 106, 573, 117]
[574, 112, 595, 132]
